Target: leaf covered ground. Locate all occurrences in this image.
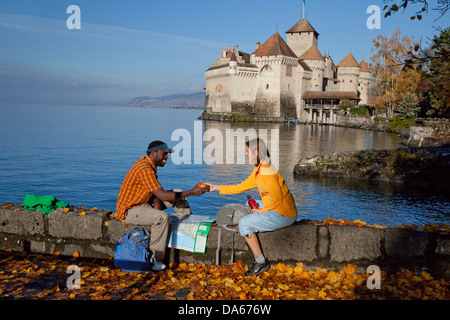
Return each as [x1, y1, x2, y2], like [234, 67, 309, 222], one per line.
[0, 250, 448, 300]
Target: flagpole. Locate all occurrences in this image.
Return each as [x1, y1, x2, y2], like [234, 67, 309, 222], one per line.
[302, 0, 305, 19]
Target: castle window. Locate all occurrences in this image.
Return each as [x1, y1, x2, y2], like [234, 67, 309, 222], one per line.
[266, 84, 269, 90]
[286, 65, 292, 77]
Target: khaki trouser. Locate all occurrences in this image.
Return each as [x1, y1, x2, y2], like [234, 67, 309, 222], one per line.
[120, 193, 191, 261]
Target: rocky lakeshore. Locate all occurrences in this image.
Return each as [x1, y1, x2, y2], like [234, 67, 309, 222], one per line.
[293, 147, 450, 185]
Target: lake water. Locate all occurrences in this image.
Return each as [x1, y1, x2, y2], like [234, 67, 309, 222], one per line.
[0, 103, 448, 227]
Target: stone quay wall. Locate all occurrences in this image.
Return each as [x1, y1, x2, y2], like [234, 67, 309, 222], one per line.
[0, 204, 449, 278]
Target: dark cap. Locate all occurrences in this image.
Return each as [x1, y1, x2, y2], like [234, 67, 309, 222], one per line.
[146, 141, 174, 154]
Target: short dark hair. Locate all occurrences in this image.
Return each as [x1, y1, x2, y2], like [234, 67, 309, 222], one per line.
[147, 140, 165, 154]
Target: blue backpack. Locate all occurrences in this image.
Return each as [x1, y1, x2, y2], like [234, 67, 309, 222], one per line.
[114, 228, 154, 272]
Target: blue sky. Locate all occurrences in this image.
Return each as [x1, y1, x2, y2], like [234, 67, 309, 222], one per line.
[0, 0, 447, 105]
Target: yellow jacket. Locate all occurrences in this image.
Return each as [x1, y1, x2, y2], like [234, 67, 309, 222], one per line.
[220, 160, 297, 218]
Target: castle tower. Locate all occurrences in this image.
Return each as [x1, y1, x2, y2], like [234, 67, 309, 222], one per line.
[298, 45, 325, 92]
[285, 19, 319, 58]
[229, 51, 237, 75]
[337, 53, 361, 96]
[253, 33, 298, 118]
[358, 60, 370, 105]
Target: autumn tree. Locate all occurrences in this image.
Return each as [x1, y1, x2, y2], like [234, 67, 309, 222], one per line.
[383, 0, 450, 20]
[370, 29, 421, 117]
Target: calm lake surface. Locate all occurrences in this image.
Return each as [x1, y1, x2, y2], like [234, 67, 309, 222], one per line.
[0, 103, 448, 227]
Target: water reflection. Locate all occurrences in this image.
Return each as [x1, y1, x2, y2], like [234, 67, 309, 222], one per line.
[193, 121, 449, 227]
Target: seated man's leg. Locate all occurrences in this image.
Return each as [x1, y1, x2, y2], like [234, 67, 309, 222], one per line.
[122, 204, 169, 261]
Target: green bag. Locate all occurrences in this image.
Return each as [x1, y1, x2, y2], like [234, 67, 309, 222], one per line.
[22, 194, 69, 215]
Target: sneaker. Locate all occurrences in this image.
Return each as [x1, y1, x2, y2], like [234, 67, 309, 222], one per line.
[151, 260, 166, 271]
[244, 258, 270, 276]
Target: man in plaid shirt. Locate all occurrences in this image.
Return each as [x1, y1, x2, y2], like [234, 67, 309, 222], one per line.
[116, 140, 209, 271]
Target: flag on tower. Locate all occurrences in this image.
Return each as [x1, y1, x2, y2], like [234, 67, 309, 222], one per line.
[302, 0, 306, 19]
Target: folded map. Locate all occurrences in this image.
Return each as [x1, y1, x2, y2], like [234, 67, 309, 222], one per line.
[167, 213, 216, 253]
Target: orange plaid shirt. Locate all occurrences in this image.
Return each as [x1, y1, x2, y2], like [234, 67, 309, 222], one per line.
[116, 156, 162, 219]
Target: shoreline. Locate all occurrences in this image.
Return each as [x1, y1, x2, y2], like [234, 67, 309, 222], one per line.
[199, 112, 450, 148]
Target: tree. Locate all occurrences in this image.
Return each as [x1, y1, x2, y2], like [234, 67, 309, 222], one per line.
[383, 0, 450, 20]
[404, 27, 449, 117]
[425, 27, 450, 117]
[398, 92, 420, 118]
[370, 29, 422, 117]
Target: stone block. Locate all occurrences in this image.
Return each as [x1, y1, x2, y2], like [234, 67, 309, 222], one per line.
[48, 208, 105, 240]
[436, 236, 450, 256]
[329, 225, 382, 262]
[206, 226, 248, 251]
[104, 219, 136, 243]
[59, 243, 84, 257]
[0, 208, 45, 235]
[384, 228, 428, 260]
[317, 226, 330, 259]
[207, 223, 317, 262]
[259, 223, 317, 262]
[30, 240, 46, 253]
[90, 243, 116, 258]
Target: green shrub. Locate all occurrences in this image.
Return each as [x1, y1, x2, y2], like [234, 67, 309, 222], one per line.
[386, 116, 415, 132]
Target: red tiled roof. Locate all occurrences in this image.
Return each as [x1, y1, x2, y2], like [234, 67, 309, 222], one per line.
[298, 45, 325, 61]
[337, 53, 360, 68]
[253, 33, 297, 58]
[359, 59, 370, 73]
[286, 19, 319, 35]
[230, 51, 237, 62]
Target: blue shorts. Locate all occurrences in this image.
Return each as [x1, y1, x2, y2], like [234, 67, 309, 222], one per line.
[238, 200, 297, 237]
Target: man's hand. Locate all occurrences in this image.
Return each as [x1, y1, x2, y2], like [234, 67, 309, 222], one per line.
[251, 208, 260, 214]
[191, 181, 210, 195]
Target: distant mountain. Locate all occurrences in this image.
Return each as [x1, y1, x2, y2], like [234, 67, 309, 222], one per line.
[110, 92, 205, 109]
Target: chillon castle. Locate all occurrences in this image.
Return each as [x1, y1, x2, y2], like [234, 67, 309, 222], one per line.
[202, 18, 370, 123]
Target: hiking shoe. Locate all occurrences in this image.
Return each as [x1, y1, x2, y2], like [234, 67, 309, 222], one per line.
[244, 258, 270, 276]
[151, 260, 166, 271]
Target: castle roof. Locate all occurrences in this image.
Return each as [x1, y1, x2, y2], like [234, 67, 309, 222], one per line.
[253, 33, 297, 58]
[298, 45, 325, 61]
[337, 53, 360, 68]
[302, 91, 360, 100]
[298, 61, 312, 72]
[230, 51, 237, 62]
[286, 19, 319, 35]
[359, 59, 370, 73]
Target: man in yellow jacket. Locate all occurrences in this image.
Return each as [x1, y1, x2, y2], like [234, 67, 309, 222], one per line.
[206, 138, 297, 276]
